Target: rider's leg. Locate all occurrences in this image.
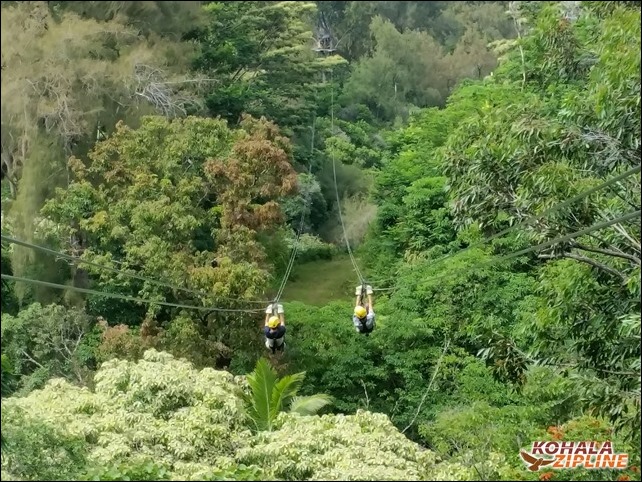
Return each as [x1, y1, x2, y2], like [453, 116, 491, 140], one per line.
[266, 337, 275, 351]
[352, 316, 362, 333]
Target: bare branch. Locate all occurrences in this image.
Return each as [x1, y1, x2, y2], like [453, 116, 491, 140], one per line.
[133, 64, 206, 118]
[159, 78, 219, 86]
[612, 223, 642, 252]
[572, 242, 641, 265]
[538, 252, 628, 282]
[507, 2, 527, 90]
[389, 399, 400, 423]
[20, 349, 45, 369]
[360, 379, 370, 409]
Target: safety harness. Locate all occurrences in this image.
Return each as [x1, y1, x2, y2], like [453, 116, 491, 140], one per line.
[357, 284, 368, 329]
[269, 300, 282, 354]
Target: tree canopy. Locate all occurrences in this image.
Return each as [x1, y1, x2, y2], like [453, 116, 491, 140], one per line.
[1, 1, 640, 481]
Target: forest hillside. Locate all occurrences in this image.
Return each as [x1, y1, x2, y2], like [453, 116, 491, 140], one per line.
[1, 1, 640, 481]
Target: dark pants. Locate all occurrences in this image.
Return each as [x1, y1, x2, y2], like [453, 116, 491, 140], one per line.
[265, 326, 286, 351]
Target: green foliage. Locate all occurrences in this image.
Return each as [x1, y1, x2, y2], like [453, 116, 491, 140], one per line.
[1, 349, 506, 481]
[370, 80, 521, 263]
[84, 458, 172, 481]
[318, 1, 514, 61]
[281, 298, 533, 445]
[433, 2, 641, 436]
[1, 1, 204, 294]
[1, 350, 250, 480]
[1, 354, 13, 397]
[0, 247, 19, 315]
[279, 172, 328, 233]
[316, 117, 386, 170]
[443, 3, 640, 239]
[1, 303, 95, 396]
[2, 407, 88, 481]
[48, 1, 206, 38]
[286, 233, 337, 263]
[419, 401, 542, 464]
[531, 260, 641, 436]
[94, 323, 150, 364]
[418, 365, 582, 476]
[1, 353, 14, 454]
[188, 1, 344, 133]
[341, 9, 509, 122]
[35, 114, 299, 368]
[242, 358, 332, 432]
[2, 2, 640, 480]
[360, 0, 640, 450]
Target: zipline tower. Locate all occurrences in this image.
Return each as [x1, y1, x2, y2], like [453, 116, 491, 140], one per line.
[312, 32, 336, 54]
[312, 27, 339, 83]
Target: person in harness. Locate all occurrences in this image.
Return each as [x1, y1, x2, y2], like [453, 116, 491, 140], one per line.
[264, 302, 286, 353]
[353, 284, 375, 336]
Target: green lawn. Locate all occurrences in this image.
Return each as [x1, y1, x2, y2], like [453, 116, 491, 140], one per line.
[279, 254, 361, 306]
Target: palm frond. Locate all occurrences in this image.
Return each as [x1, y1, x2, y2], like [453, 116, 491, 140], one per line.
[245, 358, 278, 431]
[289, 394, 333, 416]
[269, 372, 306, 423]
[242, 358, 331, 432]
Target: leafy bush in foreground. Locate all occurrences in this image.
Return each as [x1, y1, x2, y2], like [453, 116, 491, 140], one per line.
[1, 349, 509, 481]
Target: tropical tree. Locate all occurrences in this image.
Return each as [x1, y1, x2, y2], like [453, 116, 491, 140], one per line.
[361, 0, 641, 448]
[1, 0, 209, 305]
[0, 353, 12, 457]
[1, 303, 96, 394]
[2, 349, 481, 481]
[242, 357, 333, 432]
[188, 1, 346, 134]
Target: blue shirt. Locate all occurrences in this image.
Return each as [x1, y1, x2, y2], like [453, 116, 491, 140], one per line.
[264, 325, 286, 339]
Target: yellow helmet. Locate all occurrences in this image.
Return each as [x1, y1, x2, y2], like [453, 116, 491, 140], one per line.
[354, 306, 367, 319]
[268, 316, 281, 329]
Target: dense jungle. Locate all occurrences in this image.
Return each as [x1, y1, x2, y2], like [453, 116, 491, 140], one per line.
[0, 1, 640, 480]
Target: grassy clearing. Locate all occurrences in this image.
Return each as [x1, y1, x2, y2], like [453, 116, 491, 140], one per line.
[279, 254, 360, 306]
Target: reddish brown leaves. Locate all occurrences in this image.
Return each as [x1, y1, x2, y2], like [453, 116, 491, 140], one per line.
[205, 114, 298, 233]
[96, 321, 157, 362]
[546, 425, 565, 441]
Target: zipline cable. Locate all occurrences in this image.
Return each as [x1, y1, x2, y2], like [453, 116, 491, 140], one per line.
[329, 68, 367, 285]
[4, 212, 637, 313]
[0, 235, 269, 305]
[0, 274, 265, 313]
[378, 165, 641, 293]
[407, 164, 641, 276]
[273, 117, 317, 305]
[414, 209, 641, 287]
